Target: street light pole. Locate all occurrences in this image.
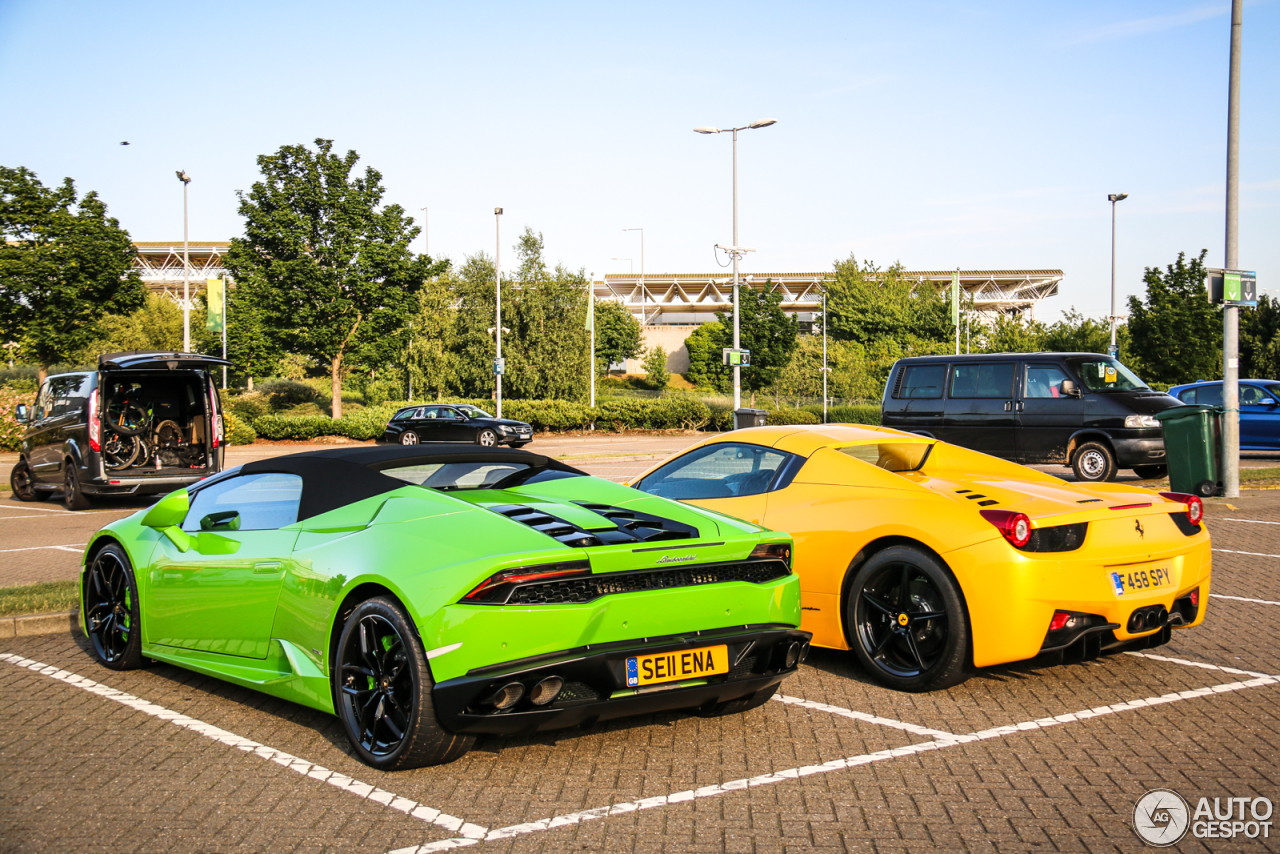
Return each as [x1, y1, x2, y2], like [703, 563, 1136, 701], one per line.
[176, 170, 192, 352]
[1107, 193, 1128, 355]
[1223, 0, 1243, 499]
[694, 118, 776, 414]
[495, 207, 503, 419]
[822, 289, 828, 424]
[420, 207, 428, 256]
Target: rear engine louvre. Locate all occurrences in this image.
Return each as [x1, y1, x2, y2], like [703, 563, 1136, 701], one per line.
[488, 501, 698, 547]
[464, 558, 792, 606]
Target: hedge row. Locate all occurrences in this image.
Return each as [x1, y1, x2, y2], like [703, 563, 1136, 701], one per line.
[800, 403, 882, 426]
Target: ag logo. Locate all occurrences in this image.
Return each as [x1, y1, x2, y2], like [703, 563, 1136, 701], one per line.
[1133, 788, 1190, 846]
[897, 612, 909, 627]
[1135, 519, 1145, 539]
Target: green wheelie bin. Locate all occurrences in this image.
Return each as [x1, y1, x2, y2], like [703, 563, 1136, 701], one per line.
[1153, 404, 1223, 497]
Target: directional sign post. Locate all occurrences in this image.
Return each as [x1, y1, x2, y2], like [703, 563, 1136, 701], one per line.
[1208, 268, 1257, 306]
[722, 348, 750, 367]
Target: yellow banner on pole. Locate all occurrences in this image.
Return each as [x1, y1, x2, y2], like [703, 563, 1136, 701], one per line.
[205, 278, 224, 332]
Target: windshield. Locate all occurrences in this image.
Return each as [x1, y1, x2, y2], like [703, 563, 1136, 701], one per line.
[1068, 357, 1149, 393]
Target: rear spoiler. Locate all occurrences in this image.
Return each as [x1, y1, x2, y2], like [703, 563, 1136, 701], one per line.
[98, 351, 234, 370]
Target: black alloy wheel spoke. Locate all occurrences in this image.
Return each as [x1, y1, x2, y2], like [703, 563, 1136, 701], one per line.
[342, 664, 376, 679]
[871, 626, 895, 657]
[911, 610, 946, 622]
[903, 631, 928, 672]
[861, 592, 895, 617]
[381, 711, 405, 740]
[897, 565, 913, 609]
[342, 613, 414, 756]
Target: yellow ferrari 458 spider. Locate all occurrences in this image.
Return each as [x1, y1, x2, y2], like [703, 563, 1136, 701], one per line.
[630, 424, 1211, 692]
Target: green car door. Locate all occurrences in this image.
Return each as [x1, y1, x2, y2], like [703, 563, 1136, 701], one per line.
[146, 472, 303, 658]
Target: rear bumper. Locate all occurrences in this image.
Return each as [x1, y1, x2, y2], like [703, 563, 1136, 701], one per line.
[432, 625, 810, 734]
[83, 474, 207, 496]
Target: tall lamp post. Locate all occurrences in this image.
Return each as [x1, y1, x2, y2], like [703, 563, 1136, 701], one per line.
[1223, 0, 1243, 499]
[1107, 192, 1129, 356]
[494, 207, 503, 419]
[623, 228, 645, 323]
[176, 170, 192, 352]
[694, 118, 777, 414]
[420, 207, 428, 256]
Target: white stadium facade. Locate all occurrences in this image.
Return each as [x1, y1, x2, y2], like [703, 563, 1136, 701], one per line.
[131, 243, 1062, 374]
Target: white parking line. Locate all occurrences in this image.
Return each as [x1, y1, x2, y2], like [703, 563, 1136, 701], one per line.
[0, 543, 86, 554]
[0, 654, 486, 842]
[1124, 651, 1274, 679]
[1222, 518, 1280, 525]
[1212, 593, 1280, 607]
[391, 670, 1280, 852]
[1214, 548, 1280, 559]
[772, 694, 959, 740]
[0, 516, 53, 521]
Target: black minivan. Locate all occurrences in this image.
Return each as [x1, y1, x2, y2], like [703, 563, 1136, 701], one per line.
[10, 351, 232, 510]
[881, 352, 1183, 482]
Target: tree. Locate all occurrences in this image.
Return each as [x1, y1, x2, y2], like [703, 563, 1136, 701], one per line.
[447, 252, 502, 398]
[642, 345, 670, 392]
[405, 276, 456, 400]
[980, 314, 1047, 353]
[225, 139, 443, 418]
[1126, 250, 1220, 385]
[0, 166, 147, 382]
[1240, 294, 1280, 379]
[503, 228, 589, 400]
[593, 299, 643, 371]
[683, 322, 730, 391]
[715, 282, 800, 395]
[194, 285, 283, 387]
[1042, 308, 1111, 354]
[80, 293, 183, 362]
[825, 255, 951, 349]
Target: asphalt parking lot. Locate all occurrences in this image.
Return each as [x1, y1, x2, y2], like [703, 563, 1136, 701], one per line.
[2, 440, 1279, 853]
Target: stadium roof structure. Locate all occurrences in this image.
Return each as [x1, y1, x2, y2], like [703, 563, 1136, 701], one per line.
[597, 269, 1063, 323]
[132, 241, 232, 299]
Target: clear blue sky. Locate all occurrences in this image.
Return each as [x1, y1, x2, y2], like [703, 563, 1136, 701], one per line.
[1, 0, 1275, 322]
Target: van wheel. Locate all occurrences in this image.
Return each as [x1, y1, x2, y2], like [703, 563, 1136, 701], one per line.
[1071, 442, 1116, 482]
[63, 463, 90, 511]
[10, 460, 37, 501]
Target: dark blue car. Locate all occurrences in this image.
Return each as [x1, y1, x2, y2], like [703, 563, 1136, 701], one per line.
[1168, 379, 1280, 450]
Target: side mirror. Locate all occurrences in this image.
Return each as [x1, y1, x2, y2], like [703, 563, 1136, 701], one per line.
[1060, 380, 1082, 398]
[14, 404, 28, 423]
[142, 489, 192, 551]
[1261, 398, 1277, 407]
[200, 510, 241, 531]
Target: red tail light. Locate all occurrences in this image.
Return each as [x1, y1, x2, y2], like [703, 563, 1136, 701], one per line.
[1190, 588, 1199, 608]
[88, 389, 101, 452]
[464, 560, 591, 603]
[1048, 611, 1071, 631]
[208, 382, 222, 449]
[1160, 492, 1204, 526]
[750, 542, 792, 567]
[980, 509, 1032, 548]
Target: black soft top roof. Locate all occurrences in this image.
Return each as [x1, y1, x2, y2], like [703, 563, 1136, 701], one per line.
[239, 445, 584, 521]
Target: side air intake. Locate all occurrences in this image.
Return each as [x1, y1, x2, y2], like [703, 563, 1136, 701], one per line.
[487, 502, 698, 547]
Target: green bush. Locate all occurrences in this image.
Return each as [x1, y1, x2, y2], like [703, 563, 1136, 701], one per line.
[801, 404, 882, 426]
[503, 399, 595, 430]
[595, 397, 711, 431]
[0, 386, 32, 452]
[259, 379, 323, 411]
[766, 407, 820, 426]
[222, 411, 258, 445]
[251, 414, 333, 440]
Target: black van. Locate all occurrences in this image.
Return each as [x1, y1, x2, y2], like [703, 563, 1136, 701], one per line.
[881, 352, 1183, 482]
[10, 351, 232, 510]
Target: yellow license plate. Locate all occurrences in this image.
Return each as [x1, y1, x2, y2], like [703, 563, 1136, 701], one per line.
[626, 644, 729, 687]
[1110, 565, 1174, 596]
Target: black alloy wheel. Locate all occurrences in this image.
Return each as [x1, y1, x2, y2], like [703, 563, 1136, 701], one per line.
[334, 597, 473, 769]
[847, 546, 969, 692]
[85, 544, 145, 670]
[63, 463, 90, 511]
[10, 459, 37, 501]
[476, 429, 497, 447]
[399, 430, 419, 445]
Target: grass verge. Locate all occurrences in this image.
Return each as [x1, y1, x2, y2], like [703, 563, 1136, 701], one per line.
[0, 580, 79, 617]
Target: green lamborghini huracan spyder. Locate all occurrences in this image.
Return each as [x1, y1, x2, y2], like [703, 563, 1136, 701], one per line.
[81, 445, 809, 769]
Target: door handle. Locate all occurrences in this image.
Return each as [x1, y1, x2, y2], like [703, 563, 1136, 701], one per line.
[1004, 401, 1012, 412]
[253, 561, 283, 574]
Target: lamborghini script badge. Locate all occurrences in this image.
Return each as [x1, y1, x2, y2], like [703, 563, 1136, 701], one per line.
[1135, 519, 1145, 539]
[656, 554, 695, 564]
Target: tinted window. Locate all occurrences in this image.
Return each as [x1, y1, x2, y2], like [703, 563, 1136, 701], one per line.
[391, 409, 420, 421]
[635, 443, 792, 500]
[1178, 389, 1197, 404]
[183, 473, 303, 532]
[1024, 363, 1072, 399]
[950, 363, 1014, 399]
[382, 461, 542, 490]
[839, 443, 933, 472]
[1241, 385, 1277, 406]
[1196, 385, 1224, 407]
[34, 382, 54, 420]
[896, 364, 946, 399]
[48, 375, 91, 417]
